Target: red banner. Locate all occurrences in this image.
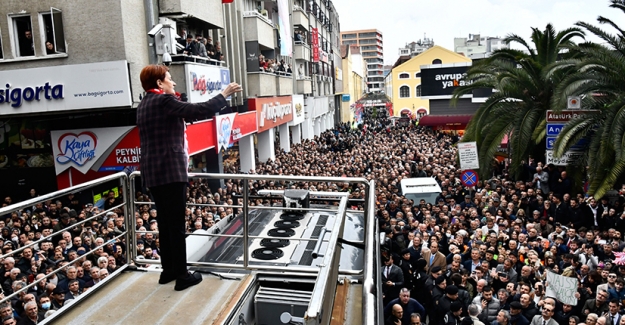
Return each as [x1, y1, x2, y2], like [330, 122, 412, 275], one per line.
[249, 97, 293, 133]
[311, 28, 320, 63]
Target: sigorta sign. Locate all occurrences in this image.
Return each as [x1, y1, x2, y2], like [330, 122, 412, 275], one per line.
[0, 82, 64, 108]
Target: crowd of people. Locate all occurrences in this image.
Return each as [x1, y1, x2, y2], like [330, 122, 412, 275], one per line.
[2, 108, 625, 324]
[179, 32, 224, 63]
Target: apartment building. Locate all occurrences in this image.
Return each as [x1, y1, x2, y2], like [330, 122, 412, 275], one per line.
[340, 29, 383, 92]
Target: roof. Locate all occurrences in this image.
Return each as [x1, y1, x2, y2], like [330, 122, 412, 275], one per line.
[393, 45, 471, 71]
[392, 55, 411, 69]
[349, 45, 360, 54]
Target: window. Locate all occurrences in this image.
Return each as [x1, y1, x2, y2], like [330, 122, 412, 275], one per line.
[40, 8, 66, 54]
[399, 85, 410, 98]
[10, 15, 34, 57]
[415, 72, 421, 78]
[398, 73, 409, 79]
[432, 58, 442, 64]
[416, 85, 421, 97]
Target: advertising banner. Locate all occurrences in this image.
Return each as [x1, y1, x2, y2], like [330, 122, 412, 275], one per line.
[277, 0, 292, 56]
[185, 64, 230, 103]
[420, 65, 472, 98]
[0, 60, 132, 116]
[249, 96, 293, 133]
[290, 95, 305, 125]
[245, 41, 260, 72]
[546, 271, 579, 305]
[311, 28, 320, 62]
[215, 113, 237, 152]
[51, 126, 135, 175]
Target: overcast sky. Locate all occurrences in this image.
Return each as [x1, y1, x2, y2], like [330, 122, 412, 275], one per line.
[333, 0, 620, 65]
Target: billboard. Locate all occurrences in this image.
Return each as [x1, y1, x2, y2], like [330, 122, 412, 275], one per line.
[0, 60, 132, 115]
[185, 64, 230, 103]
[420, 65, 472, 98]
[249, 96, 293, 133]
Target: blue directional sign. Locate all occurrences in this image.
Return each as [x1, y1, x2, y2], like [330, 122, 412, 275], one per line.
[461, 170, 479, 187]
[546, 124, 565, 137]
[546, 137, 556, 150]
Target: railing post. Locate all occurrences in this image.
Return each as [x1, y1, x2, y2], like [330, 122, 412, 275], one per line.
[243, 179, 249, 268]
[122, 174, 133, 266]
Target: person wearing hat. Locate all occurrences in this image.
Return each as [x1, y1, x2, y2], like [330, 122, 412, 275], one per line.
[444, 301, 463, 325]
[398, 249, 413, 292]
[50, 286, 66, 310]
[411, 259, 429, 305]
[383, 288, 425, 325]
[437, 285, 461, 323]
[509, 301, 530, 325]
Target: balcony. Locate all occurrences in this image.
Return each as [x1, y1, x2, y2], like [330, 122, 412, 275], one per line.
[247, 72, 278, 97]
[243, 11, 276, 49]
[292, 6, 309, 30]
[276, 73, 293, 96]
[160, 0, 224, 28]
[297, 78, 313, 94]
[294, 42, 311, 61]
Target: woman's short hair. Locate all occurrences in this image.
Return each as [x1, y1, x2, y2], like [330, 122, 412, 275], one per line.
[140, 65, 169, 91]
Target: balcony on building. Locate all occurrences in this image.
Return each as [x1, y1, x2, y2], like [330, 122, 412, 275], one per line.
[160, 0, 224, 29]
[297, 78, 312, 94]
[294, 42, 311, 61]
[247, 71, 278, 97]
[276, 71, 293, 96]
[293, 2, 309, 31]
[243, 10, 276, 49]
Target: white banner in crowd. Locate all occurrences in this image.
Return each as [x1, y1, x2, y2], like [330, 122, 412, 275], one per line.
[546, 271, 578, 306]
[458, 141, 479, 170]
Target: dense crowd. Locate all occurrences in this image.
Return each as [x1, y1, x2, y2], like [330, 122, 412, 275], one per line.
[2, 109, 625, 324]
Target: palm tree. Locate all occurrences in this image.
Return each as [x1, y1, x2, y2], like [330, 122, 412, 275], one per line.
[551, 0, 625, 198]
[451, 24, 585, 179]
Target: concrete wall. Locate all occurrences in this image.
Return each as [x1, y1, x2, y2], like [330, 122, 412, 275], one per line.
[159, 0, 224, 28]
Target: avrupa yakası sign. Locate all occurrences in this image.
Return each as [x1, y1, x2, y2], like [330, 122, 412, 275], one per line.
[0, 60, 131, 115]
[546, 271, 578, 305]
[420, 65, 472, 98]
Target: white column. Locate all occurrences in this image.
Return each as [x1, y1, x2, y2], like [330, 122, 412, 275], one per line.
[313, 118, 321, 136]
[302, 118, 313, 140]
[320, 114, 327, 132]
[238, 134, 256, 173]
[290, 124, 301, 145]
[257, 128, 275, 163]
[279, 123, 290, 152]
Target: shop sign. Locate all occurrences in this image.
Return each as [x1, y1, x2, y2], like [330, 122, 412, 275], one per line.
[420, 65, 472, 98]
[289, 94, 305, 125]
[185, 64, 231, 103]
[214, 111, 258, 152]
[249, 96, 293, 133]
[51, 126, 135, 175]
[311, 28, 320, 62]
[0, 60, 131, 115]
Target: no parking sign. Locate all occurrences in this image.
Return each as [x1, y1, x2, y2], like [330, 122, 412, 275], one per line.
[461, 170, 478, 187]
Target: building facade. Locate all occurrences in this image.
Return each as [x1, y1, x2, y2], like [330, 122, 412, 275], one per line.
[0, 0, 342, 199]
[398, 38, 435, 57]
[340, 29, 383, 92]
[388, 45, 471, 118]
[337, 45, 365, 123]
[454, 34, 508, 59]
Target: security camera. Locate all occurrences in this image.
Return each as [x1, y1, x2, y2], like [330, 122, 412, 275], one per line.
[162, 52, 172, 66]
[147, 24, 164, 37]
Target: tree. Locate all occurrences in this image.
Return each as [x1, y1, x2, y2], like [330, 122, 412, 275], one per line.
[551, 0, 625, 198]
[451, 24, 585, 179]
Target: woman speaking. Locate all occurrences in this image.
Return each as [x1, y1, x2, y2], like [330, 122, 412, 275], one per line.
[137, 64, 241, 291]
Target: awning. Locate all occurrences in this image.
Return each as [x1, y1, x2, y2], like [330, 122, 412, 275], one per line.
[418, 114, 473, 128]
[417, 108, 427, 114]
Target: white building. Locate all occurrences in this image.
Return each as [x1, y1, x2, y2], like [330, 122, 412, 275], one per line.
[454, 34, 508, 59]
[398, 38, 435, 57]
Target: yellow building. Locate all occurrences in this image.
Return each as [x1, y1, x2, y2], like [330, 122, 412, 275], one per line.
[337, 45, 365, 123]
[389, 45, 471, 117]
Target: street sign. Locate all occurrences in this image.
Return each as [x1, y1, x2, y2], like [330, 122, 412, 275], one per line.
[546, 137, 556, 150]
[547, 137, 588, 150]
[546, 124, 565, 137]
[546, 110, 598, 122]
[461, 170, 479, 187]
[458, 142, 479, 170]
[546, 150, 583, 166]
